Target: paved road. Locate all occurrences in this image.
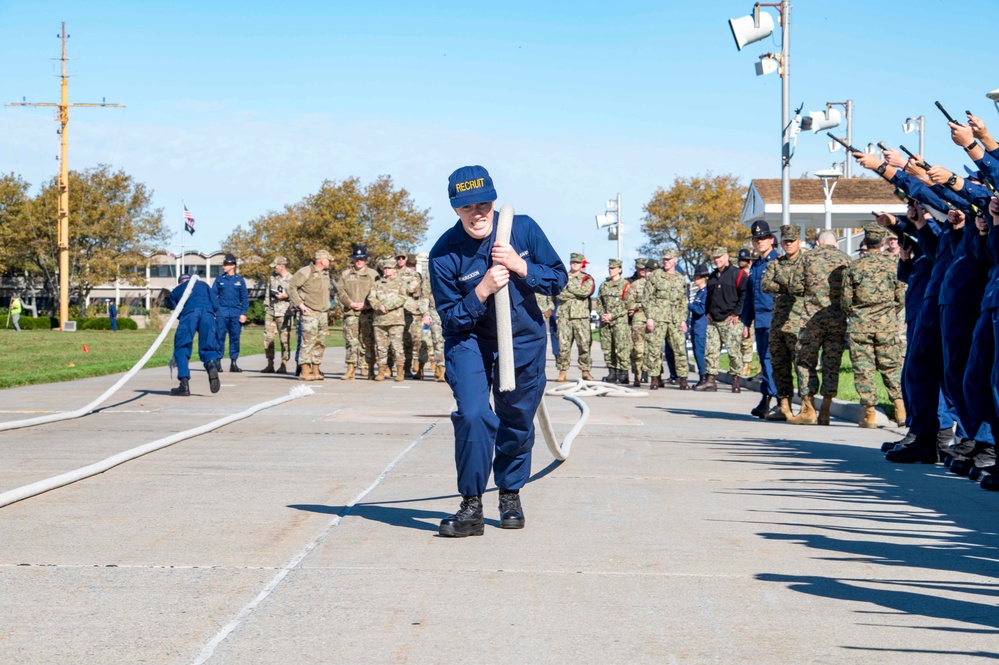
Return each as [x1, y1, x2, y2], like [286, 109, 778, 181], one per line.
[0, 349, 996, 664]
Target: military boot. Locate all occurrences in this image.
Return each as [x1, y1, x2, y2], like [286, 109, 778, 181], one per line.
[555, 370, 568, 383]
[435, 365, 446, 382]
[641, 371, 648, 384]
[374, 365, 386, 382]
[741, 361, 753, 377]
[229, 360, 242, 373]
[298, 363, 314, 381]
[313, 365, 324, 381]
[633, 373, 642, 388]
[858, 406, 878, 428]
[341, 363, 355, 381]
[276, 361, 288, 374]
[677, 376, 689, 390]
[787, 395, 817, 425]
[882, 431, 915, 453]
[817, 394, 835, 426]
[694, 374, 718, 392]
[766, 396, 790, 422]
[367, 362, 376, 380]
[751, 395, 772, 418]
[207, 362, 220, 394]
[731, 376, 741, 393]
[261, 359, 275, 373]
[415, 363, 425, 380]
[886, 434, 938, 464]
[649, 375, 662, 390]
[581, 370, 595, 381]
[602, 369, 617, 383]
[438, 495, 484, 537]
[618, 370, 631, 385]
[498, 489, 525, 529]
[395, 363, 406, 382]
[359, 364, 369, 378]
[892, 398, 906, 428]
[170, 377, 191, 397]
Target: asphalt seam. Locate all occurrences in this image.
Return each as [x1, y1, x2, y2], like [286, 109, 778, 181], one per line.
[189, 420, 438, 665]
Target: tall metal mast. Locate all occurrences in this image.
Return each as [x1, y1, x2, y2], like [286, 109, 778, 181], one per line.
[6, 22, 124, 328]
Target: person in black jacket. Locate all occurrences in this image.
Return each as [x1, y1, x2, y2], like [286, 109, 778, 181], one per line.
[694, 247, 747, 391]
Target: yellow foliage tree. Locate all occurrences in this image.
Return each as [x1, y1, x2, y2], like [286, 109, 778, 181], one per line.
[639, 173, 747, 274]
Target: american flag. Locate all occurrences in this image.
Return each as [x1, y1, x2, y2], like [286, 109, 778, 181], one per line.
[183, 205, 196, 235]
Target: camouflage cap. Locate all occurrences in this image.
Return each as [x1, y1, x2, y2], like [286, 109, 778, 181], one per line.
[864, 222, 888, 240]
[395, 249, 408, 259]
[711, 246, 729, 258]
[379, 257, 397, 269]
[779, 224, 799, 242]
[570, 252, 585, 263]
[608, 258, 622, 269]
[269, 255, 288, 267]
[314, 249, 331, 262]
[661, 248, 679, 260]
[635, 258, 647, 269]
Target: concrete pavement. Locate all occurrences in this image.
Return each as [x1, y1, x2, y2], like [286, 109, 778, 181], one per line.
[0, 348, 996, 664]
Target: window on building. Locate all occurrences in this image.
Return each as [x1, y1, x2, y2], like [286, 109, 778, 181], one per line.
[209, 265, 222, 278]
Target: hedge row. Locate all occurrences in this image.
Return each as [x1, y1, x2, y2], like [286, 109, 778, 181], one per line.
[12, 316, 138, 331]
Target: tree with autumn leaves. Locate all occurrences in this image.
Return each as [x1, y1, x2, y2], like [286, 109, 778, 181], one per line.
[223, 175, 430, 282]
[639, 173, 747, 275]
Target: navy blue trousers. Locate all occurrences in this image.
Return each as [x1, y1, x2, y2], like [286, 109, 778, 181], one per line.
[905, 299, 963, 437]
[216, 309, 243, 359]
[963, 309, 997, 445]
[691, 326, 707, 376]
[172, 308, 220, 379]
[755, 327, 775, 396]
[445, 336, 548, 497]
[941, 304, 979, 439]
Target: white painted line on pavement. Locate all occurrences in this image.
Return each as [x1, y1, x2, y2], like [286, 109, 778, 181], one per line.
[190, 421, 439, 665]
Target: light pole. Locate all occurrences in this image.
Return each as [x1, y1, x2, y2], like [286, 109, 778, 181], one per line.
[594, 194, 622, 261]
[729, 1, 792, 227]
[814, 168, 842, 231]
[903, 115, 925, 157]
[825, 100, 853, 177]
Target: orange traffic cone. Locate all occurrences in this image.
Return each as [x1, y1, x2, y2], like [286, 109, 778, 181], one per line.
[82, 344, 89, 353]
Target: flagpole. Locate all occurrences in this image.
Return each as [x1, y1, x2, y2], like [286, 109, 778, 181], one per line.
[180, 198, 186, 276]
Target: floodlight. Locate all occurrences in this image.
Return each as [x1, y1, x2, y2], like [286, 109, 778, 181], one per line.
[808, 108, 841, 133]
[814, 168, 843, 179]
[729, 9, 775, 51]
[755, 55, 779, 76]
[903, 117, 919, 134]
[595, 213, 616, 230]
[987, 88, 999, 102]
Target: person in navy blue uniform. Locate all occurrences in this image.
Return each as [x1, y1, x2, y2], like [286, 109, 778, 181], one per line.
[687, 264, 710, 382]
[743, 220, 780, 418]
[429, 165, 568, 538]
[211, 253, 249, 373]
[108, 300, 118, 331]
[167, 274, 222, 396]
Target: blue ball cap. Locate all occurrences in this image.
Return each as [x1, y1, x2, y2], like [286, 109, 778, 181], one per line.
[447, 165, 497, 209]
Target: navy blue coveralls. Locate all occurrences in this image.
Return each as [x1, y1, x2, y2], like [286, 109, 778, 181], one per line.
[211, 272, 249, 360]
[429, 213, 568, 498]
[688, 286, 708, 376]
[169, 280, 222, 380]
[743, 247, 779, 396]
[962, 226, 999, 448]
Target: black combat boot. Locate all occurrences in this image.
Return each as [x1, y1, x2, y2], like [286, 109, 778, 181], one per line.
[618, 370, 630, 385]
[439, 495, 484, 537]
[215, 359, 224, 373]
[640, 371, 648, 384]
[207, 361, 221, 394]
[751, 395, 772, 418]
[170, 377, 191, 397]
[881, 431, 915, 453]
[498, 489, 525, 529]
[885, 434, 939, 464]
[602, 369, 616, 383]
[229, 359, 242, 373]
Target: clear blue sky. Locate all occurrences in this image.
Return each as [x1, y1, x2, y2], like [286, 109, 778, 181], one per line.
[1, 0, 996, 277]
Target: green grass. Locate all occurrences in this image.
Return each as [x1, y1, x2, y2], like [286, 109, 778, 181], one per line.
[0, 325, 345, 389]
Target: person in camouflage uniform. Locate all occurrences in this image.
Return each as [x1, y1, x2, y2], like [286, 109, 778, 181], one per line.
[625, 258, 650, 386]
[555, 252, 595, 382]
[338, 244, 380, 380]
[737, 249, 756, 376]
[842, 223, 906, 428]
[289, 249, 333, 381]
[368, 257, 409, 382]
[262, 256, 294, 374]
[760, 225, 805, 422]
[789, 229, 852, 426]
[697, 247, 747, 392]
[597, 258, 633, 384]
[536, 292, 557, 360]
[643, 249, 689, 390]
[425, 290, 445, 381]
[392, 252, 426, 378]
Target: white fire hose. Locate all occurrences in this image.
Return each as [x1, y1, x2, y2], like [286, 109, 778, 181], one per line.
[0, 274, 201, 432]
[492, 205, 645, 462]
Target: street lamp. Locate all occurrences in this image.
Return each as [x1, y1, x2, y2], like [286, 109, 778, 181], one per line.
[814, 167, 842, 231]
[822, 101, 853, 177]
[595, 194, 622, 261]
[902, 115, 925, 157]
[729, 1, 791, 227]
